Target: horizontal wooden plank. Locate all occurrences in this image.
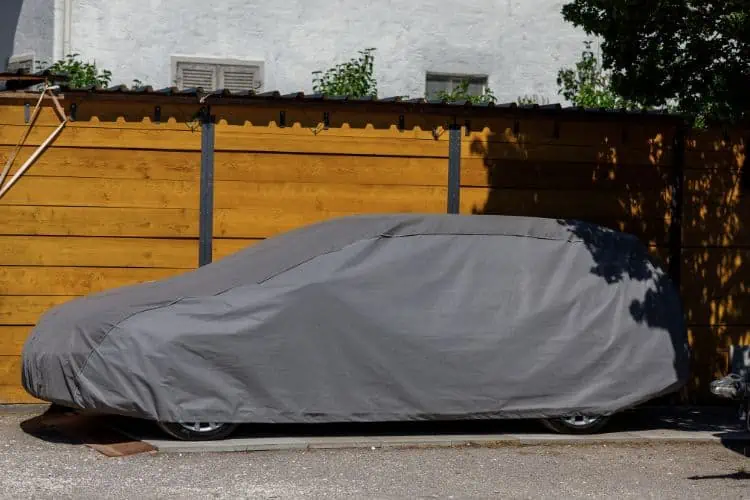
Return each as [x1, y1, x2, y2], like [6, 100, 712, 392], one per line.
[1, 147, 447, 185]
[216, 153, 448, 185]
[212, 238, 261, 260]
[1, 146, 201, 181]
[685, 149, 744, 170]
[461, 187, 670, 232]
[681, 247, 750, 325]
[215, 127, 448, 157]
[214, 182, 447, 211]
[215, 209, 360, 238]
[684, 168, 741, 199]
[0, 236, 199, 269]
[1, 206, 198, 237]
[0, 206, 199, 238]
[0, 356, 21, 386]
[686, 326, 750, 384]
[0, 124, 202, 151]
[687, 326, 750, 350]
[216, 110, 451, 141]
[0, 177, 199, 208]
[0, 327, 31, 356]
[686, 129, 747, 153]
[461, 158, 670, 190]
[0, 296, 77, 326]
[463, 120, 676, 149]
[0, 102, 199, 129]
[682, 168, 748, 247]
[0, 267, 182, 295]
[0, 384, 41, 403]
[463, 139, 674, 165]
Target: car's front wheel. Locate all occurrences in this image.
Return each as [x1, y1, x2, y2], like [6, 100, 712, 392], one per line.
[540, 415, 610, 434]
[156, 421, 239, 441]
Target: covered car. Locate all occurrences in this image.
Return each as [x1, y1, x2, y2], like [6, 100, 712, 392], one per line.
[22, 214, 690, 440]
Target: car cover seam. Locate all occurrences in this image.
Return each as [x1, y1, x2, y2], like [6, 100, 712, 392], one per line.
[74, 297, 188, 383]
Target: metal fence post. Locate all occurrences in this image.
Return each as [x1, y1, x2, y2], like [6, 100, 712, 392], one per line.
[668, 121, 685, 289]
[447, 124, 461, 214]
[199, 106, 215, 267]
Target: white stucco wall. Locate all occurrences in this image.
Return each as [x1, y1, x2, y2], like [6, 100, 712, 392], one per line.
[1, 0, 55, 70]
[61, 0, 588, 102]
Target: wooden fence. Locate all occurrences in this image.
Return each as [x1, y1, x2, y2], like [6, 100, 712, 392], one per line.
[0, 91, 746, 403]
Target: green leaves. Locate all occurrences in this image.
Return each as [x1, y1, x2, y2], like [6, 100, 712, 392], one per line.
[556, 41, 639, 110]
[561, 0, 750, 123]
[436, 79, 497, 105]
[312, 48, 377, 98]
[45, 53, 113, 89]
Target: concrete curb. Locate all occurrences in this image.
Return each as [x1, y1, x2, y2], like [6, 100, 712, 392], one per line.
[141, 430, 750, 454]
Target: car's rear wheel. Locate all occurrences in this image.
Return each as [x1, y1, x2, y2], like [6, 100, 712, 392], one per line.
[540, 414, 610, 434]
[156, 421, 239, 441]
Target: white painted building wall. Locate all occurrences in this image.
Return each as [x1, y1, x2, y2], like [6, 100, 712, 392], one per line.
[4, 0, 590, 102]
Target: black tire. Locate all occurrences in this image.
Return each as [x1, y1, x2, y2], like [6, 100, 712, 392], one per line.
[540, 415, 610, 434]
[156, 421, 239, 441]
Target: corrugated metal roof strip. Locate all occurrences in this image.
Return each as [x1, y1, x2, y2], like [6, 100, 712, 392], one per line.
[0, 70, 687, 123]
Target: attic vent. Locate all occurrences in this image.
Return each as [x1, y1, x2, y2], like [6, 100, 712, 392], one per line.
[173, 57, 263, 93]
[178, 63, 216, 90]
[6, 53, 36, 74]
[221, 66, 255, 93]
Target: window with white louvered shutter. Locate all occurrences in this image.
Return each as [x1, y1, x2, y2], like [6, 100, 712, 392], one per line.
[219, 65, 258, 93]
[172, 57, 263, 92]
[6, 53, 36, 73]
[176, 62, 217, 90]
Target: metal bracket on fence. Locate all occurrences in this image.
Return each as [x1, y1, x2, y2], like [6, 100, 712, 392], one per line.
[153, 106, 161, 124]
[69, 103, 77, 121]
[279, 111, 286, 128]
[199, 106, 216, 267]
[398, 115, 405, 131]
[323, 112, 330, 129]
[447, 123, 461, 214]
[24, 103, 30, 124]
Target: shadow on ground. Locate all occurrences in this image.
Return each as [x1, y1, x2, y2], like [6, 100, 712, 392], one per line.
[20, 404, 750, 457]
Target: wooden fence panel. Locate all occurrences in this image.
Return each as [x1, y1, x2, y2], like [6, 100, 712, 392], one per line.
[0, 96, 746, 403]
[0, 104, 201, 402]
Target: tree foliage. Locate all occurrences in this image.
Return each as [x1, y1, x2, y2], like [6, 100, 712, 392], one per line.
[556, 41, 639, 109]
[45, 53, 112, 88]
[560, 1, 750, 122]
[312, 48, 377, 97]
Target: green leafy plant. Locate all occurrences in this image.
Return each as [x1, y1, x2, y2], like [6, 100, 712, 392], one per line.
[556, 41, 638, 110]
[46, 53, 112, 88]
[312, 48, 377, 97]
[436, 79, 497, 105]
[517, 94, 551, 106]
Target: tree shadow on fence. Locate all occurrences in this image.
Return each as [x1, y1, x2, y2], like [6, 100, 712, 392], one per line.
[466, 116, 749, 402]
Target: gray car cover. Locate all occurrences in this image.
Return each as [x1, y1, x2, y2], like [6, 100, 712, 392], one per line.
[22, 214, 690, 424]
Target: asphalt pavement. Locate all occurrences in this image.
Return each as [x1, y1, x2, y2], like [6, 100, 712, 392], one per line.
[1, 405, 749, 499]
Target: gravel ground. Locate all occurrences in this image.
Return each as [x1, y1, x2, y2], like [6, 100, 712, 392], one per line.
[1, 411, 749, 499]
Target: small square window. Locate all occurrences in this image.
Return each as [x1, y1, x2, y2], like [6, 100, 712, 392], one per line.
[426, 73, 488, 100]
